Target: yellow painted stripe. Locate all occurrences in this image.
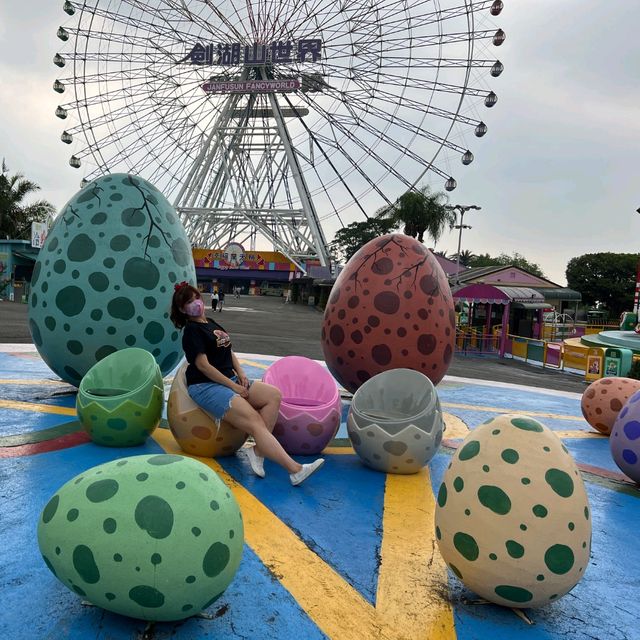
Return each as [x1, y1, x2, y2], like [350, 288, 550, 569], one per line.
[555, 430, 605, 439]
[153, 429, 394, 640]
[0, 379, 67, 386]
[443, 412, 469, 439]
[0, 399, 76, 416]
[323, 446, 355, 455]
[376, 468, 456, 640]
[238, 358, 269, 370]
[442, 401, 582, 422]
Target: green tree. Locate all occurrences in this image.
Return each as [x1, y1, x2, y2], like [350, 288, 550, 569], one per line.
[0, 160, 55, 240]
[468, 251, 545, 277]
[376, 185, 455, 245]
[454, 249, 476, 267]
[330, 218, 395, 262]
[566, 252, 639, 316]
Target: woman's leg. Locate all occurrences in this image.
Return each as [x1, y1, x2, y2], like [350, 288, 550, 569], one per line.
[224, 396, 302, 474]
[245, 381, 281, 432]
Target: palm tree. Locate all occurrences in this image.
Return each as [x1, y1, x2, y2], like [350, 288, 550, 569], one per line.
[454, 249, 476, 267]
[376, 184, 456, 245]
[0, 160, 55, 240]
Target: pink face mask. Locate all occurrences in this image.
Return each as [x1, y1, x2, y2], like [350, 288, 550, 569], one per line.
[183, 298, 204, 317]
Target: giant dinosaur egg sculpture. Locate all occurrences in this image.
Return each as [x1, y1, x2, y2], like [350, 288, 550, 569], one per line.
[37, 454, 244, 621]
[610, 390, 640, 482]
[581, 377, 640, 435]
[435, 414, 591, 608]
[322, 234, 455, 394]
[28, 174, 195, 386]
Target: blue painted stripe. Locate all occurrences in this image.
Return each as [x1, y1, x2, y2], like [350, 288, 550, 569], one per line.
[217, 452, 386, 605]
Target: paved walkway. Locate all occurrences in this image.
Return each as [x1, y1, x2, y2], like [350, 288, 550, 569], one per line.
[0, 343, 636, 640]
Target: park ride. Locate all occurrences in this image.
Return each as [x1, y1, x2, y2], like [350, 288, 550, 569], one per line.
[53, 0, 507, 270]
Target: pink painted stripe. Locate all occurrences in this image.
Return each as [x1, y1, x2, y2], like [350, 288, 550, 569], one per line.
[0, 431, 91, 458]
[441, 439, 637, 486]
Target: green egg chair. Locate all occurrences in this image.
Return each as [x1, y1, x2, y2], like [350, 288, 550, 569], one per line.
[77, 348, 164, 447]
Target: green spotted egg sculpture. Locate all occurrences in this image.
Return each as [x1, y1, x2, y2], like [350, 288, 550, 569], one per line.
[435, 414, 591, 608]
[28, 173, 195, 386]
[37, 454, 244, 621]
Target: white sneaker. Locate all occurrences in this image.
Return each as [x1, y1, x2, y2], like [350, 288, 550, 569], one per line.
[290, 458, 325, 486]
[245, 446, 265, 478]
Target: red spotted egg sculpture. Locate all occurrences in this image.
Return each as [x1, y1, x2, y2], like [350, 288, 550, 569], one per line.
[322, 234, 455, 394]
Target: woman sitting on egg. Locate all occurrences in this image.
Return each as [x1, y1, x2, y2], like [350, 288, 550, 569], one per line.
[170, 282, 324, 486]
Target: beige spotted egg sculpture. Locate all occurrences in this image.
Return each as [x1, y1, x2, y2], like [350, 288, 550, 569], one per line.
[581, 377, 640, 435]
[435, 414, 591, 608]
[168, 363, 247, 456]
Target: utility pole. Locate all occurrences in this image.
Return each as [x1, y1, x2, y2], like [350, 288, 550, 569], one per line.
[445, 204, 482, 285]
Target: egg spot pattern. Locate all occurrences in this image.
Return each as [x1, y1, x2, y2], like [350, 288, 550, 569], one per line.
[134, 496, 174, 539]
[148, 454, 183, 466]
[437, 482, 448, 507]
[129, 585, 165, 608]
[73, 545, 100, 583]
[67, 508, 79, 521]
[453, 532, 479, 561]
[458, 440, 480, 461]
[103, 518, 117, 534]
[86, 479, 119, 503]
[202, 542, 231, 577]
[501, 448, 519, 464]
[505, 540, 524, 558]
[477, 485, 511, 515]
[453, 476, 464, 492]
[42, 495, 60, 523]
[544, 544, 575, 574]
[494, 585, 533, 603]
[623, 420, 640, 440]
[67, 234, 96, 262]
[545, 468, 574, 497]
[448, 564, 463, 579]
[107, 297, 135, 320]
[532, 504, 548, 518]
[56, 286, 86, 316]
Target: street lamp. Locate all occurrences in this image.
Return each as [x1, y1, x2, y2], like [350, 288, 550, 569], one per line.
[445, 204, 482, 286]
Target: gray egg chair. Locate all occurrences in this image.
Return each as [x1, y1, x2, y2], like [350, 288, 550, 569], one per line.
[347, 368, 444, 474]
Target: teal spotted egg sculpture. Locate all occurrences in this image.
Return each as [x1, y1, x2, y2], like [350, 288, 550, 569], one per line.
[28, 173, 195, 386]
[434, 414, 591, 608]
[77, 348, 164, 447]
[37, 454, 244, 621]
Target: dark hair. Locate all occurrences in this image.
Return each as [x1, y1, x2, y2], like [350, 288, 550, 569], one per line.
[170, 284, 201, 329]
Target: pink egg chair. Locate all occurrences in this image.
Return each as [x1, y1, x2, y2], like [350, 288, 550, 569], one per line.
[263, 356, 342, 455]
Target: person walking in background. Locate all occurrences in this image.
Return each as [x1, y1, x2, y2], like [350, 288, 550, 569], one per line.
[211, 288, 219, 312]
[234, 286, 241, 298]
[218, 289, 225, 312]
[284, 289, 292, 304]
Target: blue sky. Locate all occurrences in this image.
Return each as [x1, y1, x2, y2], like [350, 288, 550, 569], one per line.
[1, 0, 639, 286]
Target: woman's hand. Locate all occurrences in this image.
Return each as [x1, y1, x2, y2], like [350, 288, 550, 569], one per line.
[237, 370, 250, 389]
[231, 382, 250, 399]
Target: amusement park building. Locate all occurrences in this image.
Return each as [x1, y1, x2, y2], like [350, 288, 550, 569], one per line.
[192, 247, 329, 296]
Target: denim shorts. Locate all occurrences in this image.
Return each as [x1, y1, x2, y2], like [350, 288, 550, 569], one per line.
[188, 376, 247, 420]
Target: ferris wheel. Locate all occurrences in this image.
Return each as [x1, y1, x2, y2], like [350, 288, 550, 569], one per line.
[53, 0, 506, 269]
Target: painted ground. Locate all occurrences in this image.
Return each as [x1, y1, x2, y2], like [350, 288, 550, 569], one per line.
[0, 345, 637, 640]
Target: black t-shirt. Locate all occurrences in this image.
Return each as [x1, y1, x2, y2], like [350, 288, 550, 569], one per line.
[182, 319, 235, 386]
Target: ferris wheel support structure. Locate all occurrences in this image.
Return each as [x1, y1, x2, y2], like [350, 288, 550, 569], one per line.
[173, 67, 330, 270]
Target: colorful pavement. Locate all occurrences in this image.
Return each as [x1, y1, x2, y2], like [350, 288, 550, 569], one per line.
[0, 345, 637, 640]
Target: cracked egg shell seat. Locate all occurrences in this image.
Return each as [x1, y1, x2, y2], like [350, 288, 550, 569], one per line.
[263, 355, 342, 455]
[347, 368, 444, 474]
[167, 362, 247, 457]
[76, 347, 164, 447]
